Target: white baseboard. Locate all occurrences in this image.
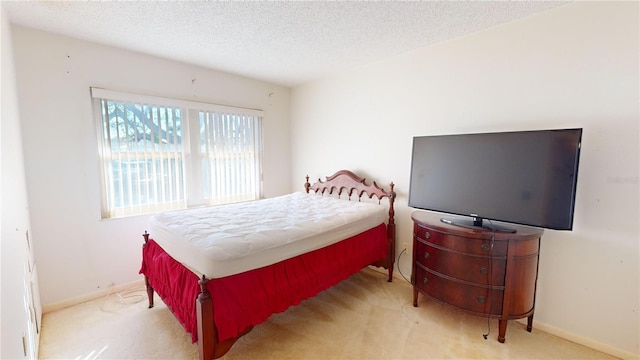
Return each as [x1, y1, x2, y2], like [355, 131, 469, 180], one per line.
[42, 278, 146, 314]
[519, 319, 638, 360]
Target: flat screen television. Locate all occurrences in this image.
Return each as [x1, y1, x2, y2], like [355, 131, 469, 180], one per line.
[408, 128, 582, 232]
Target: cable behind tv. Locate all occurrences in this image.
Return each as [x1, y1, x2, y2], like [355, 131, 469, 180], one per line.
[483, 224, 497, 340]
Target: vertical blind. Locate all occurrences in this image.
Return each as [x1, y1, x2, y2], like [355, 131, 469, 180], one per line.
[200, 111, 263, 205]
[92, 88, 263, 218]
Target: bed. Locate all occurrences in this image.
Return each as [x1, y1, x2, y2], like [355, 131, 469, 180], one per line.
[139, 170, 396, 359]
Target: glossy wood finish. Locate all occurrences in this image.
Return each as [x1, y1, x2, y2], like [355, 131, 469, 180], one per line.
[411, 211, 543, 343]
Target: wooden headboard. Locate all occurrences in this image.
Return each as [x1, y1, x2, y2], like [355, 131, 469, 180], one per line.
[304, 169, 396, 282]
[304, 169, 396, 202]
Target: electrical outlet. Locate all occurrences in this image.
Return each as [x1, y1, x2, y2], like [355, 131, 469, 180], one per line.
[402, 243, 408, 252]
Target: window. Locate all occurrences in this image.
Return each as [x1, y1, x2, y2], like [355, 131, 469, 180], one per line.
[92, 88, 263, 219]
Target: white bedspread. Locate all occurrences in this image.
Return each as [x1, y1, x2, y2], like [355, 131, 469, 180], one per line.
[149, 192, 387, 278]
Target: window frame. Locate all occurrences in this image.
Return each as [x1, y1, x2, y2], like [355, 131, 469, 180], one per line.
[91, 87, 264, 219]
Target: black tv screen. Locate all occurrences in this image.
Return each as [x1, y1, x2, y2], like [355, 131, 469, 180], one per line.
[408, 128, 582, 231]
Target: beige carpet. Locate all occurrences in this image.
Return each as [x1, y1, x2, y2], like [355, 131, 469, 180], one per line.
[39, 268, 615, 359]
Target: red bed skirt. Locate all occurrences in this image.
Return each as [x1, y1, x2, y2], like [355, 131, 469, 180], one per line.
[140, 223, 388, 343]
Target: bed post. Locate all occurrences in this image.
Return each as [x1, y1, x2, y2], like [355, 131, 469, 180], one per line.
[197, 276, 215, 360]
[387, 182, 397, 282]
[142, 231, 154, 308]
[196, 276, 251, 359]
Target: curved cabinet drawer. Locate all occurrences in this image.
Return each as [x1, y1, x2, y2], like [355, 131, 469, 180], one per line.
[415, 239, 506, 286]
[414, 223, 508, 257]
[414, 264, 504, 316]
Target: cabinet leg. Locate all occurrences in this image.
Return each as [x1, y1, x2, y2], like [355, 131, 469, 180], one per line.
[527, 314, 534, 332]
[498, 319, 507, 343]
[413, 288, 418, 307]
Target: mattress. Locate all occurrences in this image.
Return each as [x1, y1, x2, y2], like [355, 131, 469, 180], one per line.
[149, 192, 387, 278]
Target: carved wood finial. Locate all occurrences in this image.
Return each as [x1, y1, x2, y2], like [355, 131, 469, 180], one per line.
[389, 182, 396, 200]
[197, 275, 211, 301]
[198, 275, 208, 289]
[305, 175, 311, 193]
[143, 231, 150, 244]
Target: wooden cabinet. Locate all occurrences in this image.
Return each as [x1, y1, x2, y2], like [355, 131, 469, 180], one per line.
[411, 211, 543, 343]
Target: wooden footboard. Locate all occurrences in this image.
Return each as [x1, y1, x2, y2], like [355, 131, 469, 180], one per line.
[142, 170, 396, 360]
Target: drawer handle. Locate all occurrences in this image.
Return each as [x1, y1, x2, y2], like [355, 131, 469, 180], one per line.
[477, 296, 486, 304]
[424, 252, 430, 259]
[424, 232, 431, 239]
[480, 267, 488, 275]
[481, 244, 490, 251]
[423, 277, 429, 284]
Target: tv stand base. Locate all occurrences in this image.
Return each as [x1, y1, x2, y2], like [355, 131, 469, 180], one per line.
[413, 211, 543, 343]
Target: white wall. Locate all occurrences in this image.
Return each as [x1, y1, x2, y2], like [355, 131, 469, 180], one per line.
[11, 27, 292, 307]
[291, 2, 638, 358]
[1, 5, 40, 358]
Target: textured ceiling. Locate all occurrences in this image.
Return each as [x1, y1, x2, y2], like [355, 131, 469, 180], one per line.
[3, 1, 568, 87]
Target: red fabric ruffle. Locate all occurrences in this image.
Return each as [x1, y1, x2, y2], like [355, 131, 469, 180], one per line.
[140, 223, 387, 343]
